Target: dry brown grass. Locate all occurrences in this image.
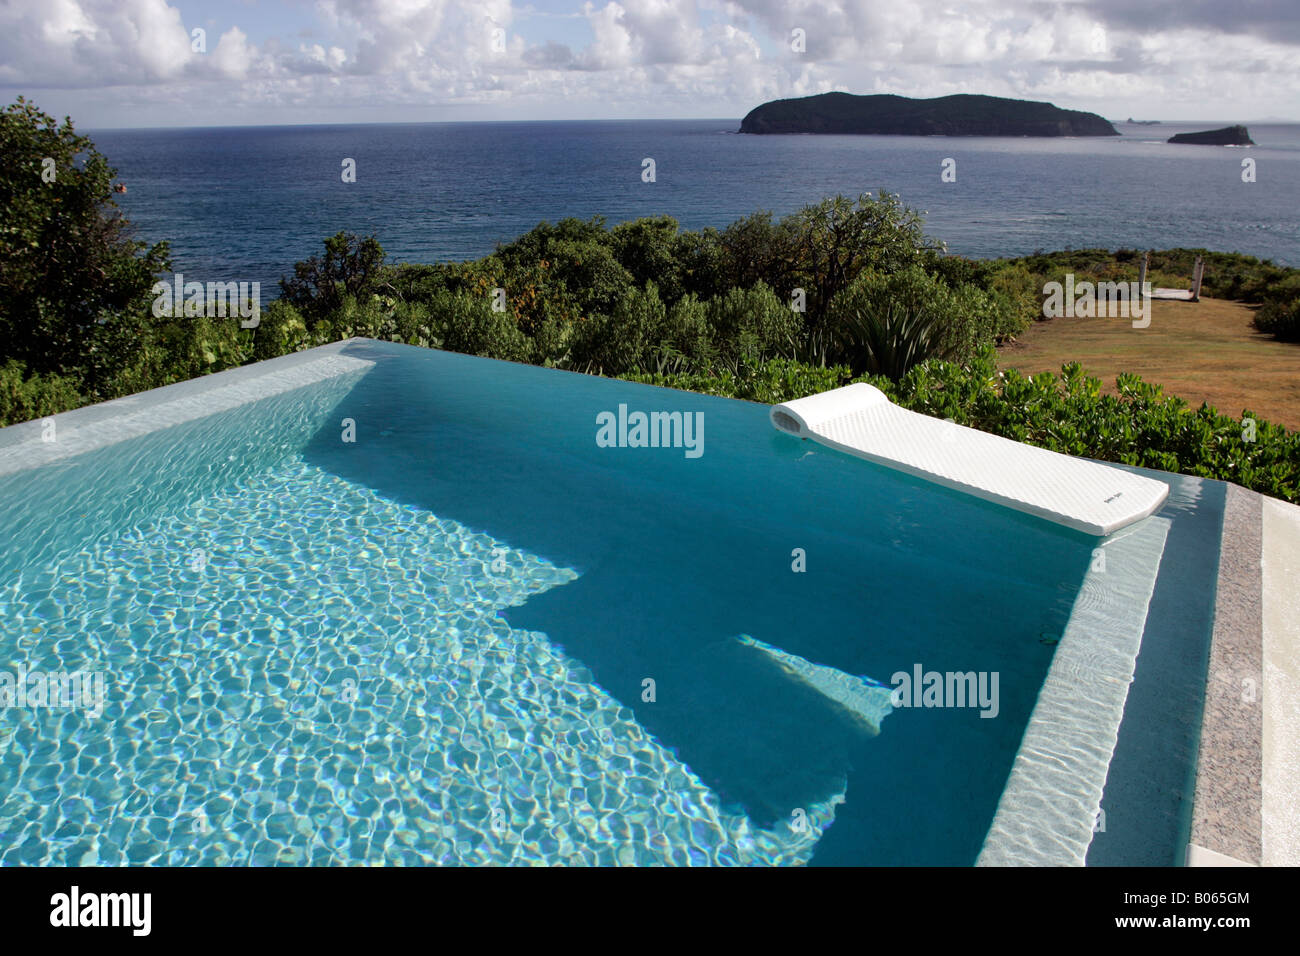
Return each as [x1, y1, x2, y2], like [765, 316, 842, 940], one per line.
[997, 297, 1300, 431]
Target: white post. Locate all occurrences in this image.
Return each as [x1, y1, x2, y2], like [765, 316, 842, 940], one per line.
[1191, 256, 1205, 301]
[1138, 251, 1148, 292]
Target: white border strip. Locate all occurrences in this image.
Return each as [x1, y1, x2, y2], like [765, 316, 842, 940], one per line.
[978, 515, 1171, 866]
[1261, 496, 1300, 866]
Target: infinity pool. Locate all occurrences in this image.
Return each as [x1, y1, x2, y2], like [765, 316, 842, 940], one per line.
[0, 340, 1215, 865]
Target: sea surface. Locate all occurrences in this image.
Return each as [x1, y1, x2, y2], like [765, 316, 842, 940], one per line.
[89, 119, 1300, 291]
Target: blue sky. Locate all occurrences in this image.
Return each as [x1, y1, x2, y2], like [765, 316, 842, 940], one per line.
[3, 0, 1297, 128]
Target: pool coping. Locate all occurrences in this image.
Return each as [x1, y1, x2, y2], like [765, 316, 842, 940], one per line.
[1187, 484, 1263, 865]
[1188, 484, 1300, 867]
[0, 340, 376, 477]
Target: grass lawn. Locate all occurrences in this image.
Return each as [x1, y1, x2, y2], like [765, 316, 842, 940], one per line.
[998, 297, 1300, 432]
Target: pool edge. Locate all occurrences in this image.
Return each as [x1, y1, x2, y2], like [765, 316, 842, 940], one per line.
[1188, 483, 1263, 865]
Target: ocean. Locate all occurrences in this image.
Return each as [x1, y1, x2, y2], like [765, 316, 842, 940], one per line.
[89, 119, 1300, 291]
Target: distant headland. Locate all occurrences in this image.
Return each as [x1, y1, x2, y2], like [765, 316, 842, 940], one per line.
[738, 93, 1120, 137]
[1167, 125, 1255, 146]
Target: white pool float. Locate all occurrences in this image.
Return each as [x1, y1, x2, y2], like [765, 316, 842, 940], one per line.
[771, 383, 1169, 536]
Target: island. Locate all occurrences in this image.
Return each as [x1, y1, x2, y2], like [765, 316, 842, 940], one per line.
[738, 92, 1119, 137]
[1167, 125, 1255, 146]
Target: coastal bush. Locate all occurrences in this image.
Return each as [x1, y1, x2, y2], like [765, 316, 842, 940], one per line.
[1009, 248, 1300, 306]
[568, 283, 665, 375]
[0, 98, 170, 393]
[1257, 273, 1300, 304]
[645, 294, 714, 375]
[0, 360, 83, 425]
[493, 217, 609, 269]
[784, 192, 942, 336]
[388, 301, 436, 348]
[717, 211, 799, 298]
[983, 261, 1041, 331]
[531, 315, 577, 368]
[388, 263, 451, 304]
[279, 232, 389, 321]
[322, 294, 392, 340]
[542, 239, 635, 319]
[824, 266, 1017, 376]
[610, 216, 687, 306]
[622, 358, 860, 406]
[251, 300, 312, 361]
[430, 291, 532, 363]
[673, 227, 726, 302]
[705, 282, 800, 371]
[892, 351, 1300, 501]
[151, 313, 247, 381]
[824, 268, 952, 378]
[1254, 299, 1300, 342]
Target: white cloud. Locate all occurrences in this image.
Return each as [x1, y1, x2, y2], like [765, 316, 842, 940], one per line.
[0, 0, 192, 86]
[209, 27, 254, 78]
[1, 0, 1297, 123]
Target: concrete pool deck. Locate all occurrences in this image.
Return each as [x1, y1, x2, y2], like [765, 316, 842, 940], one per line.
[1188, 484, 1300, 866]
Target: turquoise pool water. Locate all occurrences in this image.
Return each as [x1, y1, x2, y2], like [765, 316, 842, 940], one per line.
[1, 341, 1155, 865]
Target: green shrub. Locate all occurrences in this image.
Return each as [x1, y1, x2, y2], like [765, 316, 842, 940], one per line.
[0, 99, 170, 391]
[1254, 299, 1300, 342]
[279, 232, 389, 321]
[831, 295, 950, 380]
[622, 358, 858, 405]
[322, 294, 393, 340]
[1006, 248, 1300, 306]
[567, 283, 665, 375]
[0, 360, 83, 426]
[889, 349, 1300, 502]
[493, 217, 609, 269]
[388, 263, 450, 303]
[645, 294, 715, 375]
[1258, 272, 1300, 304]
[718, 211, 799, 298]
[431, 291, 532, 363]
[704, 282, 800, 370]
[784, 192, 941, 332]
[983, 261, 1041, 333]
[544, 239, 634, 318]
[825, 266, 1012, 376]
[610, 216, 686, 305]
[387, 300, 434, 347]
[250, 300, 312, 361]
[531, 315, 576, 368]
[673, 228, 726, 302]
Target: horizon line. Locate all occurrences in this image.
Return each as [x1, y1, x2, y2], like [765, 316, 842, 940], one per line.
[79, 115, 1300, 134]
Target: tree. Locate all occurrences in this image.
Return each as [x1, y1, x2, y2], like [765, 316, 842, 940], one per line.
[785, 192, 941, 340]
[610, 215, 686, 305]
[718, 211, 799, 297]
[0, 97, 170, 387]
[279, 231, 388, 320]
